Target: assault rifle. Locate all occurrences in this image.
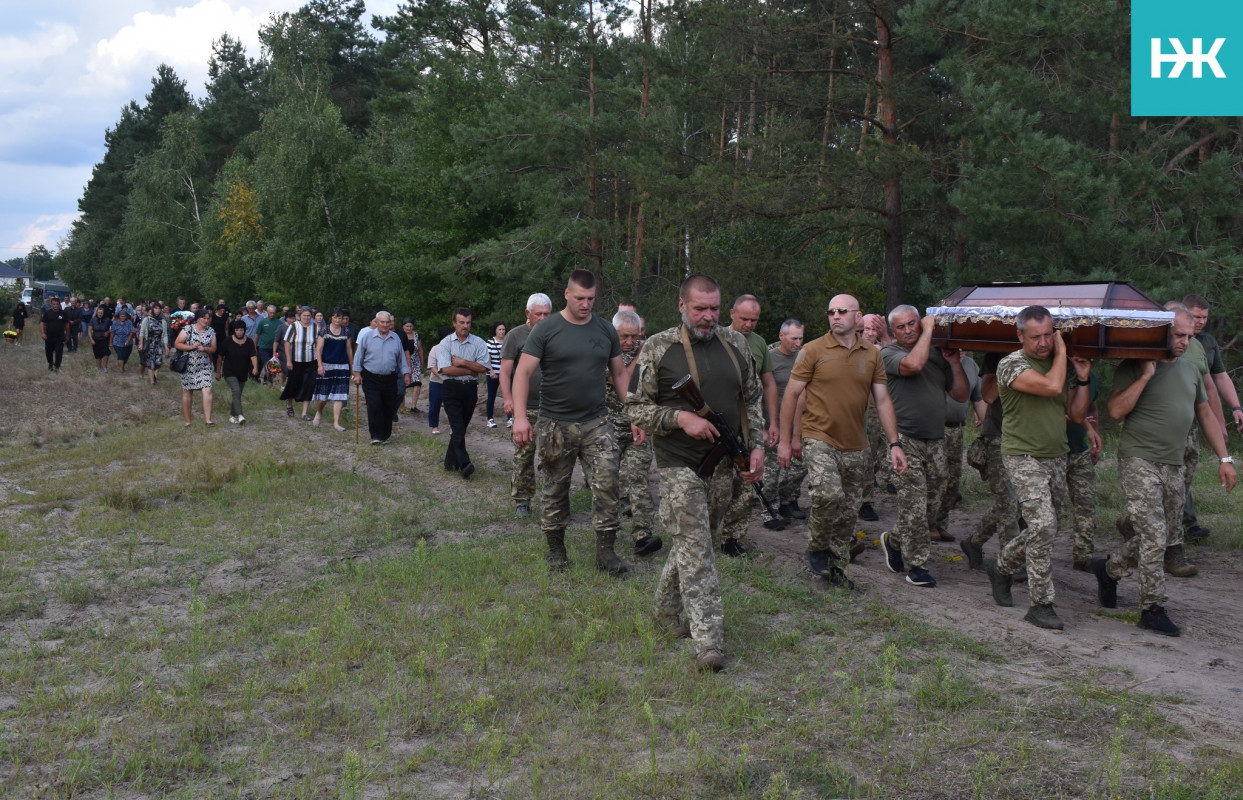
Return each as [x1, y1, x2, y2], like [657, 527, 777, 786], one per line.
[672, 374, 784, 528]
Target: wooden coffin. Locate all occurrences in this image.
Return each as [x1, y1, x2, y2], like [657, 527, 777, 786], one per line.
[927, 282, 1174, 359]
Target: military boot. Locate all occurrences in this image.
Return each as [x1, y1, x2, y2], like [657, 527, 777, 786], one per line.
[545, 529, 569, 571]
[985, 558, 1013, 607]
[1164, 544, 1198, 577]
[595, 530, 629, 576]
[1024, 603, 1064, 630]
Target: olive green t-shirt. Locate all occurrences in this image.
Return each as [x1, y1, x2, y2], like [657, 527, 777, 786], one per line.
[522, 312, 622, 421]
[744, 331, 773, 375]
[500, 322, 541, 410]
[881, 343, 954, 439]
[1114, 358, 1206, 465]
[980, 352, 1003, 438]
[1182, 336, 1209, 377]
[997, 351, 1069, 458]
[646, 333, 750, 471]
[769, 345, 797, 405]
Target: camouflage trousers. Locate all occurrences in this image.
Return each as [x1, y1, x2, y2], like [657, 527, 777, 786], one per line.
[864, 411, 892, 503]
[934, 423, 965, 531]
[997, 454, 1067, 607]
[615, 421, 656, 540]
[969, 436, 1019, 549]
[537, 415, 620, 535]
[1059, 450, 1097, 560]
[804, 439, 871, 574]
[763, 444, 807, 507]
[893, 435, 947, 569]
[1109, 457, 1182, 608]
[511, 409, 541, 505]
[655, 464, 733, 655]
[1178, 424, 1201, 541]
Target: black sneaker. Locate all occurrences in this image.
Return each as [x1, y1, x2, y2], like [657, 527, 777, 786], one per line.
[858, 502, 879, 522]
[1091, 556, 1118, 608]
[762, 517, 786, 531]
[807, 549, 831, 576]
[721, 538, 748, 558]
[634, 534, 663, 557]
[1138, 605, 1181, 636]
[960, 538, 983, 570]
[825, 566, 855, 591]
[879, 531, 904, 573]
[779, 503, 807, 520]
[985, 558, 1013, 607]
[1024, 603, 1064, 630]
[906, 567, 937, 587]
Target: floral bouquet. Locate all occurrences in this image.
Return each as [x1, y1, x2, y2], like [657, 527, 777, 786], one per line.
[266, 357, 283, 375]
[3, 330, 17, 341]
[169, 310, 195, 332]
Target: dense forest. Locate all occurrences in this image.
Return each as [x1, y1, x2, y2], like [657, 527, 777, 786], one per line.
[46, 0, 1243, 345]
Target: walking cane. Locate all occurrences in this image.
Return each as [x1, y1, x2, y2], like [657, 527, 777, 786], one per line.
[355, 381, 360, 445]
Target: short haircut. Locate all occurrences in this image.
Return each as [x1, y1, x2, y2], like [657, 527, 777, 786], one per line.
[568, 269, 597, 290]
[732, 294, 760, 310]
[779, 318, 804, 335]
[526, 293, 552, 312]
[1182, 294, 1210, 311]
[886, 304, 918, 326]
[229, 319, 247, 333]
[680, 274, 720, 301]
[452, 307, 472, 320]
[618, 300, 638, 312]
[612, 309, 642, 331]
[375, 311, 394, 322]
[1015, 305, 1052, 331]
[1164, 301, 1193, 325]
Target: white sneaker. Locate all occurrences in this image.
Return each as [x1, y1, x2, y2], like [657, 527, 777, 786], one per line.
[487, 418, 497, 428]
[229, 416, 239, 424]
[237, 415, 246, 425]
[506, 417, 513, 428]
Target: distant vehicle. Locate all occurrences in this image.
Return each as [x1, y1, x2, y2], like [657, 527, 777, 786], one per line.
[19, 287, 33, 305]
[29, 280, 71, 309]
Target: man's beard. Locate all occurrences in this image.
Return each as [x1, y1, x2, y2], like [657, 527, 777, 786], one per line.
[682, 313, 716, 342]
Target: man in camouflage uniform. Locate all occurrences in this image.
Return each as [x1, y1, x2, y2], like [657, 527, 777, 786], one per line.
[779, 295, 907, 589]
[1092, 306, 1236, 636]
[879, 306, 968, 588]
[1180, 294, 1240, 544]
[718, 294, 783, 555]
[859, 313, 896, 519]
[762, 319, 808, 523]
[500, 293, 553, 518]
[959, 353, 1019, 569]
[512, 271, 630, 575]
[1062, 373, 1101, 571]
[1162, 300, 1213, 576]
[985, 305, 1092, 631]
[627, 274, 765, 672]
[606, 308, 660, 556]
[932, 351, 984, 541]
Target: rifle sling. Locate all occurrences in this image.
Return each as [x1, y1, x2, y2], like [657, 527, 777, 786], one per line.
[679, 324, 750, 449]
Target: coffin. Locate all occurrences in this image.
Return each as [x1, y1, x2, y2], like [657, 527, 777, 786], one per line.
[927, 282, 1174, 359]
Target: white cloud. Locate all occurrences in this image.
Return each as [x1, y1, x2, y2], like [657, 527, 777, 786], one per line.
[0, 23, 79, 71]
[9, 213, 79, 255]
[87, 1, 298, 95]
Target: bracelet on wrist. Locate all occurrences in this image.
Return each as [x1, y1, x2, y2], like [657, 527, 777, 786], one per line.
[889, 441, 902, 449]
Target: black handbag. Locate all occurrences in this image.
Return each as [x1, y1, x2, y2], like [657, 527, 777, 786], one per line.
[169, 331, 191, 373]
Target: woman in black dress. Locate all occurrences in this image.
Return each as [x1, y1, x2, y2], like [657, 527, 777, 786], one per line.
[9, 302, 27, 345]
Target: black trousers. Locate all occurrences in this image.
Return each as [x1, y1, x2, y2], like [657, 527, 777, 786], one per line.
[441, 380, 478, 470]
[67, 324, 79, 351]
[361, 370, 399, 442]
[45, 338, 64, 369]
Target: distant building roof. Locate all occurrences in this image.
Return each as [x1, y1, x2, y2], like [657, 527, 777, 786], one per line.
[0, 263, 33, 280]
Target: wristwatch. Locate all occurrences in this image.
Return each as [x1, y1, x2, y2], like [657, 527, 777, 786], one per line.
[1221, 455, 1234, 464]
[889, 441, 902, 449]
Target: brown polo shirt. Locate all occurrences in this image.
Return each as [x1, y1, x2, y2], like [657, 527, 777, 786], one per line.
[790, 333, 886, 451]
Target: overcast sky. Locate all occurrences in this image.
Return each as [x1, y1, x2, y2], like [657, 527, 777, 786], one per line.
[0, 0, 400, 263]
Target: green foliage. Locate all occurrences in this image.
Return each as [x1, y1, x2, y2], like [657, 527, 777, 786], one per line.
[47, 0, 1243, 368]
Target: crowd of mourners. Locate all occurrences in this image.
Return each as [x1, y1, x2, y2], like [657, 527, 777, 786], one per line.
[10, 280, 1238, 671]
